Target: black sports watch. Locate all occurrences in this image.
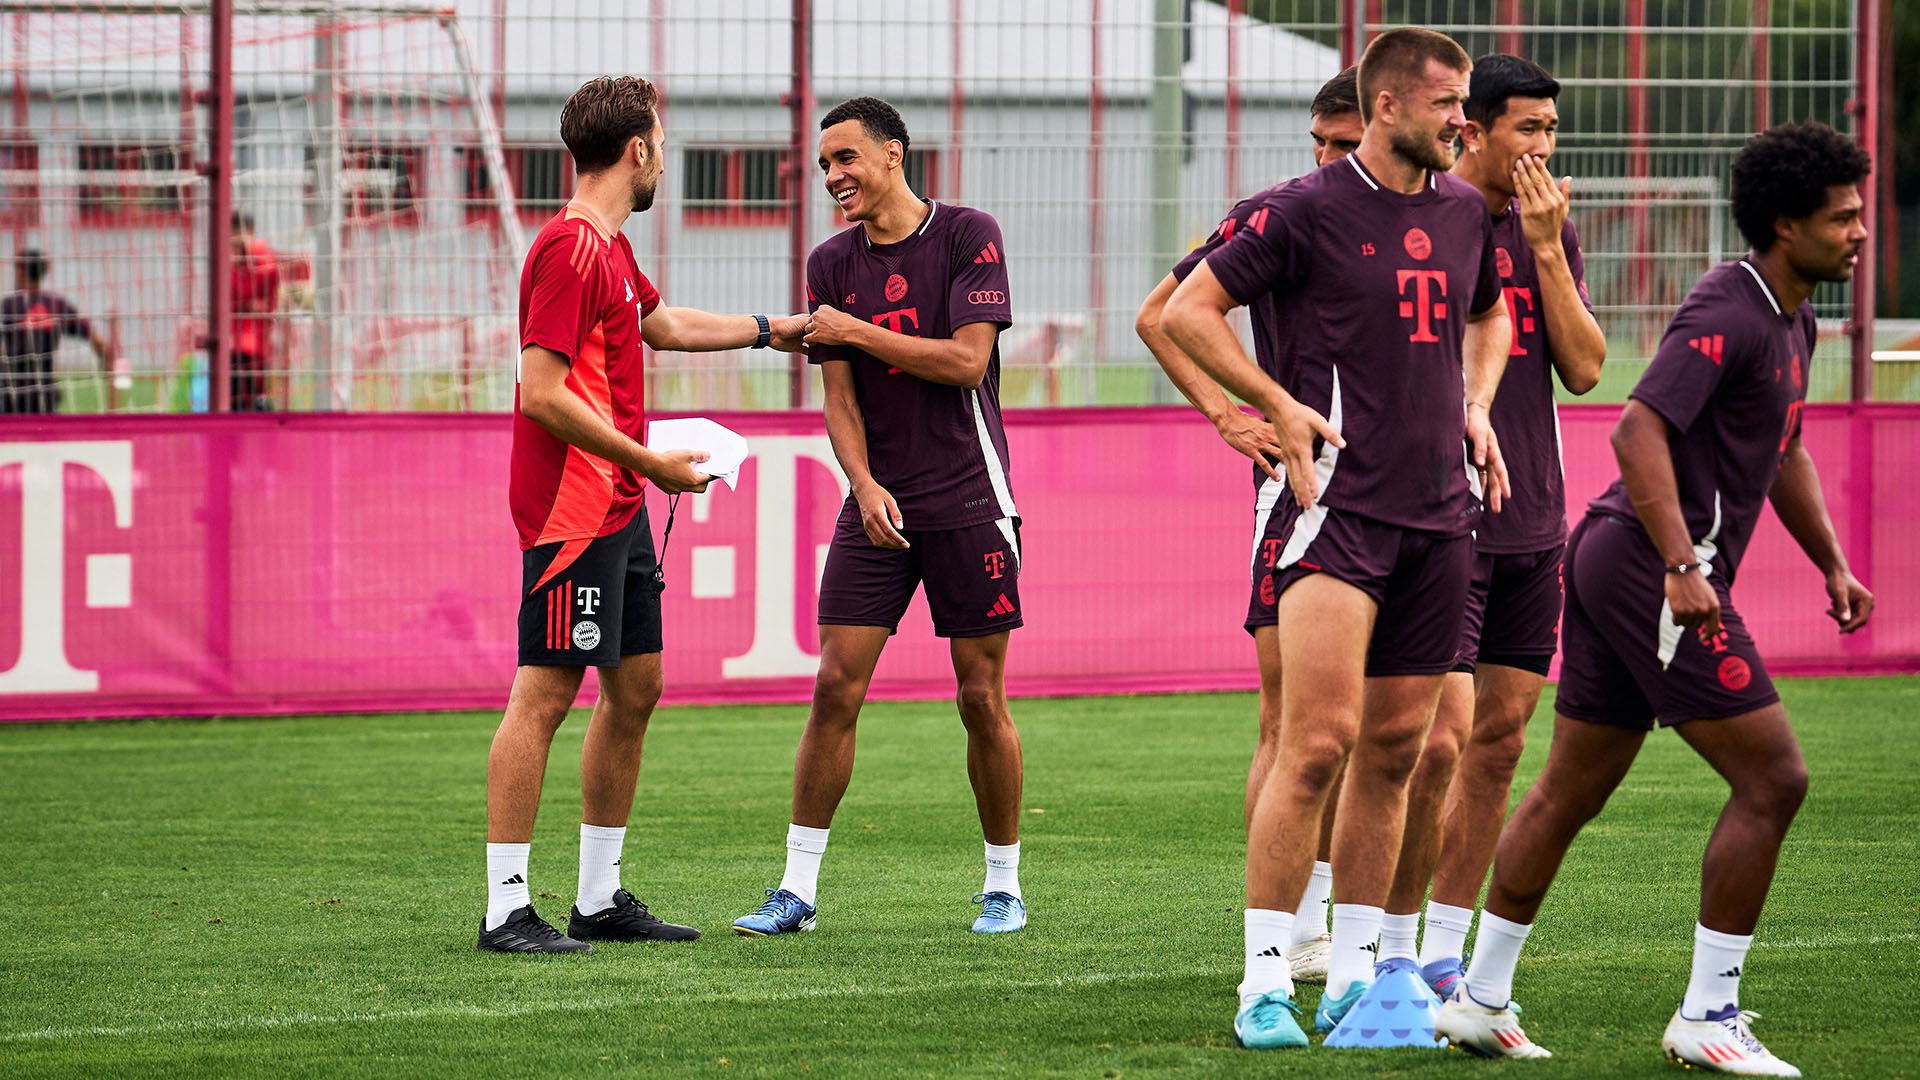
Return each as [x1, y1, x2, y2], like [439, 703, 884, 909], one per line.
[751, 314, 771, 349]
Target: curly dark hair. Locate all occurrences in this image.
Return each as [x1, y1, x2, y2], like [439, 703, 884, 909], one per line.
[820, 97, 910, 156]
[1731, 121, 1871, 252]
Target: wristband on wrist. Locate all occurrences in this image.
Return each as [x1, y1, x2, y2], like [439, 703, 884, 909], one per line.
[1665, 562, 1701, 575]
[751, 314, 771, 349]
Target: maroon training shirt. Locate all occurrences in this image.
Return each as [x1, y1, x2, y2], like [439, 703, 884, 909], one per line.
[1202, 156, 1502, 536]
[1477, 204, 1592, 553]
[1589, 259, 1813, 585]
[806, 201, 1017, 530]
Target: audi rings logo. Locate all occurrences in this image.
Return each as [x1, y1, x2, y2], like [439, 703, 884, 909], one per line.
[968, 290, 1007, 305]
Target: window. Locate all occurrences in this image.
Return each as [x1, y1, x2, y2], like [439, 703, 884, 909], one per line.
[309, 143, 422, 224]
[462, 145, 573, 225]
[0, 142, 37, 228]
[904, 147, 939, 199]
[77, 143, 187, 225]
[684, 147, 791, 227]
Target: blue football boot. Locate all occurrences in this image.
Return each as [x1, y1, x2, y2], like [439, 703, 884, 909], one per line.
[1233, 989, 1310, 1049]
[971, 891, 1027, 933]
[731, 888, 816, 936]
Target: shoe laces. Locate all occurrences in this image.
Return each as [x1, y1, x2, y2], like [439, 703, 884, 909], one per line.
[972, 892, 1018, 921]
[1715, 1009, 1769, 1055]
[610, 889, 651, 917]
[1245, 989, 1304, 1024]
[751, 888, 804, 920]
[511, 909, 565, 942]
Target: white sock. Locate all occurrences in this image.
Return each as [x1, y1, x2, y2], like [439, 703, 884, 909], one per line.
[1419, 900, 1475, 966]
[1326, 903, 1385, 999]
[1379, 911, 1421, 963]
[983, 841, 1022, 899]
[484, 842, 531, 931]
[1292, 861, 1334, 945]
[574, 823, 626, 915]
[1238, 908, 1297, 1005]
[778, 823, 830, 906]
[1463, 910, 1533, 1008]
[1681, 923, 1753, 1019]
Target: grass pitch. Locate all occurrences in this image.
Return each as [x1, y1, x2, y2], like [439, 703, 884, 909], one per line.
[2, 678, 1916, 1079]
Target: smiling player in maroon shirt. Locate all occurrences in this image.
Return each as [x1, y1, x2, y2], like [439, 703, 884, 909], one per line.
[1163, 28, 1513, 1049]
[732, 98, 1028, 939]
[1374, 54, 1607, 1008]
[1443, 123, 1873, 1075]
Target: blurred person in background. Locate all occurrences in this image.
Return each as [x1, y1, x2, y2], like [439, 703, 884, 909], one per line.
[1, 248, 112, 414]
[230, 210, 280, 411]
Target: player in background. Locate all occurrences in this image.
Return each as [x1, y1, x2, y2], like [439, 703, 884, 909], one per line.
[1437, 123, 1872, 1076]
[1, 248, 112, 413]
[1133, 65, 1362, 986]
[481, 75, 807, 953]
[731, 97, 1027, 938]
[1163, 28, 1512, 1049]
[1374, 54, 1606, 1003]
[230, 210, 280, 411]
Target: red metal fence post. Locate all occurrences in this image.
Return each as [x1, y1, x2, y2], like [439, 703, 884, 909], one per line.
[1852, 0, 1879, 401]
[206, 0, 234, 412]
[788, 0, 812, 408]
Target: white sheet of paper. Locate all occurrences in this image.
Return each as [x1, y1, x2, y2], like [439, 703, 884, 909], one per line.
[646, 417, 750, 491]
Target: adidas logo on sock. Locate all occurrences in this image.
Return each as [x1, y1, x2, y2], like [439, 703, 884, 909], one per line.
[1255, 945, 1287, 958]
[500, 873, 526, 885]
[1718, 965, 1742, 978]
[1361, 941, 1378, 955]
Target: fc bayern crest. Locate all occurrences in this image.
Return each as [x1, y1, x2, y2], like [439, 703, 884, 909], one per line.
[1495, 247, 1514, 278]
[1403, 228, 1432, 260]
[572, 620, 602, 651]
[885, 274, 909, 302]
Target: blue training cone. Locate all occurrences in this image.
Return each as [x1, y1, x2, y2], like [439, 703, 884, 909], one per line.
[1324, 959, 1447, 1049]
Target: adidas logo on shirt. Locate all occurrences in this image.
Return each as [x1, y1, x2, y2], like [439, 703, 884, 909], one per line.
[973, 242, 1001, 264]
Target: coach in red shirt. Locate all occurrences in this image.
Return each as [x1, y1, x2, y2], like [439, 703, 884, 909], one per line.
[479, 75, 806, 954]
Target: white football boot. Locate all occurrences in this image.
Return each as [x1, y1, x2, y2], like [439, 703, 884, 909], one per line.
[1287, 932, 1332, 984]
[1435, 993, 1552, 1058]
[1662, 1007, 1801, 1076]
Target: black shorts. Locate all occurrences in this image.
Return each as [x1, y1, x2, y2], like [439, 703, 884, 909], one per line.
[1553, 513, 1780, 730]
[1452, 543, 1565, 676]
[517, 508, 663, 667]
[1251, 490, 1473, 678]
[817, 499, 1022, 638]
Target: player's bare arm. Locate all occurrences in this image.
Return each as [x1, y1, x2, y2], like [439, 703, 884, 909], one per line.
[1462, 299, 1515, 511]
[1161, 260, 1343, 509]
[1610, 399, 1719, 635]
[1134, 271, 1284, 480]
[819, 358, 908, 549]
[641, 306, 809, 354]
[518, 343, 712, 494]
[1513, 154, 1606, 394]
[1768, 435, 1873, 632]
[805, 307, 996, 389]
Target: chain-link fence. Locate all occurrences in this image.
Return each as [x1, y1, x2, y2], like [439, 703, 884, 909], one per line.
[0, 0, 1877, 413]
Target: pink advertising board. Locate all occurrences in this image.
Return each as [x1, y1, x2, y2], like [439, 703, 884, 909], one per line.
[0, 405, 1914, 721]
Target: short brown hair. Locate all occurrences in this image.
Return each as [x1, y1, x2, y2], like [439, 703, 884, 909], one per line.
[1311, 66, 1360, 119]
[560, 76, 659, 174]
[1357, 28, 1472, 122]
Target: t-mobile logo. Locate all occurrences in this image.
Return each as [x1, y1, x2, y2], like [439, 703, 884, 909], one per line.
[1396, 269, 1450, 343]
[575, 586, 601, 615]
[0, 441, 134, 693]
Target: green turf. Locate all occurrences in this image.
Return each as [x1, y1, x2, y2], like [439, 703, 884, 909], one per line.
[2, 679, 1915, 1078]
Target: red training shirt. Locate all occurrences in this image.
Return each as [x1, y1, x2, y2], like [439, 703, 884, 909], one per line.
[510, 203, 660, 551]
